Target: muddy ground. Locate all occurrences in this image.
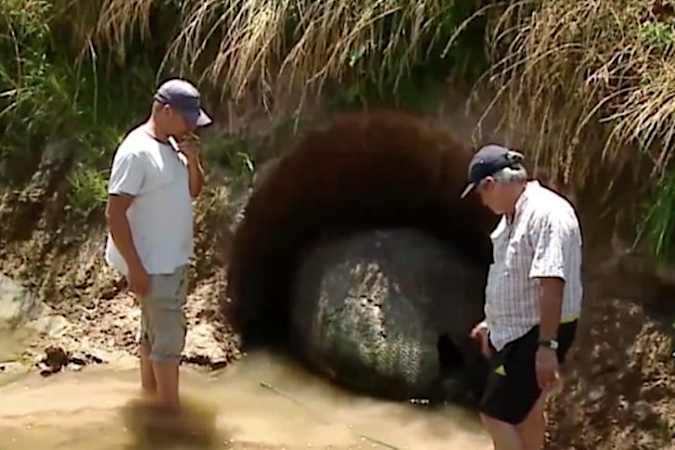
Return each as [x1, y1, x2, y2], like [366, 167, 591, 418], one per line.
[0, 150, 674, 449]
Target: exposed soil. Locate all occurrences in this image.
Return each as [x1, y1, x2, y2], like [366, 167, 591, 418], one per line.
[547, 254, 675, 450]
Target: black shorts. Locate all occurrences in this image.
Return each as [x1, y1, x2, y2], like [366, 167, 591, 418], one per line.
[479, 320, 578, 425]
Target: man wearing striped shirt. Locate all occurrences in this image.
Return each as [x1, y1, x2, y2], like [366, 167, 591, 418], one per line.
[461, 145, 582, 450]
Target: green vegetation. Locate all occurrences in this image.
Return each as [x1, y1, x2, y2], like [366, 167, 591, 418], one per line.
[67, 166, 109, 216]
[0, 0, 159, 212]
[201, 136, 256, 188]
[643, 173, 675, 263]
[0, 1, 154, 152]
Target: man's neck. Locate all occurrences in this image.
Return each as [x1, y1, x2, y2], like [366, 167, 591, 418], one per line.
[505, 182, 527, 222]
[144, 118, 169, 143]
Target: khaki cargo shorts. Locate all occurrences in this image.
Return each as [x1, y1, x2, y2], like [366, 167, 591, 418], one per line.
[138, 265, 188, 363]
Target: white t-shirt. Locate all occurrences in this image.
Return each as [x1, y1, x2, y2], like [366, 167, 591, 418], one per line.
[105, 126, 194, 275]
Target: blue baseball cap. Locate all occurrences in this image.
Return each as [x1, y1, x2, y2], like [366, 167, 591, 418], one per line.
[460, 144, 524, 198]
[154, 78, 212, 128]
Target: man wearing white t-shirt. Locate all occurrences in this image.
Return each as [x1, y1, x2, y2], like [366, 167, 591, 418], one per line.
[105, 78, 211, 411]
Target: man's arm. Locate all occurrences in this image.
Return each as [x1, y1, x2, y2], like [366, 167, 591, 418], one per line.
[534, 276, 564, 390]
[538, 277, 564, 341]
[529, 211, 576, 389]
[186, 154, 204, 198]
[529, 212, 572, 338]
[174, 137, 204, 198]
[106, 195, 149, 297]
[470, 320, 492, 358]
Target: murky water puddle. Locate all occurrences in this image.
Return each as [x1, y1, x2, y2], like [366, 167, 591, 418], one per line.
[0, 351, 491, 450]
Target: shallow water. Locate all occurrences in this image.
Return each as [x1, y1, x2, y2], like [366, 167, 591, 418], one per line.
[0, 326, 35, 363]
[0, 351, 491, 450]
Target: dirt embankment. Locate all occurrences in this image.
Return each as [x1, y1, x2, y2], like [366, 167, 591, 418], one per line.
[0, 139, 247, 372]
[0, 125, 674, 450]
[548, 264, 675, 450]
[546, 175, 675, 450]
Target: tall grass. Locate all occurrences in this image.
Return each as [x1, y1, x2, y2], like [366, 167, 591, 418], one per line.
[4, 0, 675, 263]
[90, 0, 488, 110]
[474, 1, 675, 264]
[0, 0, 157, 156]
[477, 0, 675, 186]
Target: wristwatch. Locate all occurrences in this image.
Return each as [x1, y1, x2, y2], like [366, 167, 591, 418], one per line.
[538, 339, 559, 350]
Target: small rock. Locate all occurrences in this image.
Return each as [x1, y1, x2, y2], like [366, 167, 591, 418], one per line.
[69, 356, 87, 366]
[633, 400, 652, 424]
[85, 353, 104, 364]
[68, 363, 84, 372]
[27, 314, 71, 338]
[588, 386, 606, 403]
[43, 346, 69, 371]
[183, 323, 231, 367]
[640, 383, 668, 402]
[210, 360, 229, 370]
[618, 396, 629, 411]
[196, 309, 216, 321]
[590, 364, 604, 376]
[40, 139, 74, 167]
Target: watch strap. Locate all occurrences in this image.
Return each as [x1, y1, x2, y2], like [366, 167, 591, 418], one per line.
[538, 339, 559, 350]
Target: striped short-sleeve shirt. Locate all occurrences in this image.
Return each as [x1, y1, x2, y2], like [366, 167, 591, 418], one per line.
[485, 181, 583, 351]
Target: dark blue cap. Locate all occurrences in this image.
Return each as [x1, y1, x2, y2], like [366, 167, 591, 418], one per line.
[460, 144, 524, 198]
[154, 78, 212, 128]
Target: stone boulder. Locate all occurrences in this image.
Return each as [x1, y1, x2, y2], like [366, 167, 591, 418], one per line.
[291, 228, 488, 402]
[0, 274, 42, 327]
[0, 274, 72, 362]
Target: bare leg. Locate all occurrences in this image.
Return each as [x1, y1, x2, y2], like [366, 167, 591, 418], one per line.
[480, 414, 526, 450]
[140, 341, 157, 394]
[153, 359, 180, 412]
[518, 381, 562, 450]
[516, 397, 546, 450]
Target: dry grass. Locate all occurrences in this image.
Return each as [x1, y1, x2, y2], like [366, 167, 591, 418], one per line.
[94, 0, 154, 58]
[80, 0, 675, 190]
[42, 0, 154, 62]
[476, 0, 675, 186]
[82, 0, 478, 108]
